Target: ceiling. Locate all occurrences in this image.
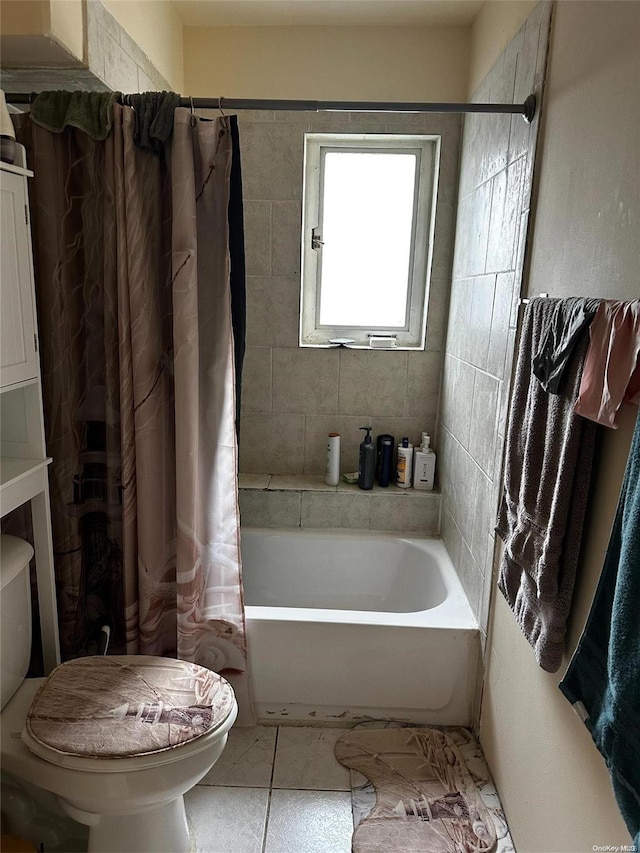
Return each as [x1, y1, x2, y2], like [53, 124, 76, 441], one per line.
[171, 1, 484, 28]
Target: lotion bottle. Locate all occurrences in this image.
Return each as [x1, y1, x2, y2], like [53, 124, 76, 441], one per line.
[325, 432, 340, 486]
[358, 426, 375, 490]
[396, 437, 413, 488]
[413, 434, 436, 490]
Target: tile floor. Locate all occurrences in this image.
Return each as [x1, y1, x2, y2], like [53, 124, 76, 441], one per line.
[185, 725, 354, 853]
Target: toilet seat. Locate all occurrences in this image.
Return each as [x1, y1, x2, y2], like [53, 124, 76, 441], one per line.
[22, 655, 236, 773]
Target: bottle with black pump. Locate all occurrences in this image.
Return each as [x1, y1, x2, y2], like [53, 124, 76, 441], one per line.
[358, 426, 375, 490]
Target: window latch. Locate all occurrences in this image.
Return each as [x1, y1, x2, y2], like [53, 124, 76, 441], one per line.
[311, 228, 324, 250]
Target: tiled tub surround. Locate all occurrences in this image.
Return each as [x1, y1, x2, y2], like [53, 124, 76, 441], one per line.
[209, 108, 462, 478]
[241, 528, 479, 725]
[239, 474, 441, 533]
[439, 3, 552, 637]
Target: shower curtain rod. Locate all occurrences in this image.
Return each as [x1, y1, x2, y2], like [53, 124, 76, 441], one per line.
[6, 92, 538, 122]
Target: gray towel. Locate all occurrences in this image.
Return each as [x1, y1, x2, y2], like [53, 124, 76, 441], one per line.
[496, 298, 598, 672]
[532, 296, 600, 393]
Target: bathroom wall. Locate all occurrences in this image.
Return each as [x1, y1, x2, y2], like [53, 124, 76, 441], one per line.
[438, 2, 551, 628]
[1, 0, 172, 95]
[85, 0, 173, 92]
[182, 15, 483, 534]
[102, 0, 184, 92]
[1, 0, 84, 66]
[184, 25, 470, 103]
[467, 0, 537, 95]
[479, 1, 638, 849]
[185, 19, 468, 530]
[223, 107, 461, 532]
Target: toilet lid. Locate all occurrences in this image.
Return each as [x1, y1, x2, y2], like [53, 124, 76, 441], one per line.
[24, 655, 235, 763]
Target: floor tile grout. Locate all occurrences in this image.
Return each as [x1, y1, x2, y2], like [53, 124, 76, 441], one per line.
[261, 788, 273, 853]
[270, 726, 280, 788]
[271, 787, 351, 792]
[260, 725, 280, 853]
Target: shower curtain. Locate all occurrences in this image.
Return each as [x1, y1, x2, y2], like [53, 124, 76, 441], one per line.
[14, 105, 251, 718]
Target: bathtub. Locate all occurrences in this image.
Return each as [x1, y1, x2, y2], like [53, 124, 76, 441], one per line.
[242, 528, 480, 726]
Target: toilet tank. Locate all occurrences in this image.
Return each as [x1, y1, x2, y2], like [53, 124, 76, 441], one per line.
[1, 534, 34, 710]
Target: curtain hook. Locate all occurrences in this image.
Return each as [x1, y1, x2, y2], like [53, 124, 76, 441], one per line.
[190, 96, 196, 127]
[217, 96, 228, 131]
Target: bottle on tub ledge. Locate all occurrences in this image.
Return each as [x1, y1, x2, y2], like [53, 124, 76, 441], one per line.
[396, 437, 413, 488]
[376, 433, 395, 487]
[357, 426, 375, 490]
[325, 432, 340, 486]
[413, 432, 436, 490]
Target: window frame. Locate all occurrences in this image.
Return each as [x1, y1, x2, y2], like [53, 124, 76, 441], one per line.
[299, 132, 441, 349]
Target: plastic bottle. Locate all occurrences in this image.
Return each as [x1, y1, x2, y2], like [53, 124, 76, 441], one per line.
[358, 426, 375, 490]
[413, 433, 436, 490]
[396, 437, 413, 488]
[325, 432, 340, 486]
[376, 434, 395, 488]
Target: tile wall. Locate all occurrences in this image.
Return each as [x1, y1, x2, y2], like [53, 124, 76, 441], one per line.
[238, 475, 441, 533]
[219, 108, 461, 531]
[439, 2, 552, 636]
[230, 109, 462, 481]
[86, 0, 172, 92]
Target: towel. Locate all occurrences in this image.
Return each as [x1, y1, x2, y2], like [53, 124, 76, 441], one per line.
[496, 298, 598, 672]
[574, 299, 640, 428]
[125, 91, 181, 156]
[532, 296, 600, 393]
[31, 90, 121, 140]
[559, 411, 640, 844]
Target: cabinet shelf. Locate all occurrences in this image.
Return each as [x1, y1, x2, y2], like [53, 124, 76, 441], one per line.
[1, 455, 51, 488]
[0, 160, 33, 179]
[0, 376, 40, 394]
[0, 456, 52, 516]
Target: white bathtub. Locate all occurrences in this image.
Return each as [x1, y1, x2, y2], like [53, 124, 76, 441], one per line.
[242, 528, 480, 725]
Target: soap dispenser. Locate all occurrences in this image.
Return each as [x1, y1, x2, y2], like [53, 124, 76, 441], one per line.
[358, 426, 375, 490]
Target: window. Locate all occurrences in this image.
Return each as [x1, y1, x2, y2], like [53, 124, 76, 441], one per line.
[299, 133, 440, 349]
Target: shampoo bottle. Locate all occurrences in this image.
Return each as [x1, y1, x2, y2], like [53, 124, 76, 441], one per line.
[413, 433, 436, 490]
[358, 426, 375, 490]
[396, 437, 413, 488]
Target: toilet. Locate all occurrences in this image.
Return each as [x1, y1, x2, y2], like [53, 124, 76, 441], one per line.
[0, 534, 238, 853]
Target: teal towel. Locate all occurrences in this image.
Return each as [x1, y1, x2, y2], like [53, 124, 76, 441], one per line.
[31, 90, 121, 140]
[559, 411, 640, 844]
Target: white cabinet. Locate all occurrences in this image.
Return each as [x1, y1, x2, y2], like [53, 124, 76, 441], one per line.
[1, 146, 61, 673]
[1, 169, 39, 387]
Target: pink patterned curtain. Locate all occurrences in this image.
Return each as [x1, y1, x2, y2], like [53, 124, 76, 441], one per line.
[14, 105, 251, 719]
[170, 111, 248, 696]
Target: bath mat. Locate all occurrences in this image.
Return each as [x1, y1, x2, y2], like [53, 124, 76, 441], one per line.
[335, 724, 513, 853]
